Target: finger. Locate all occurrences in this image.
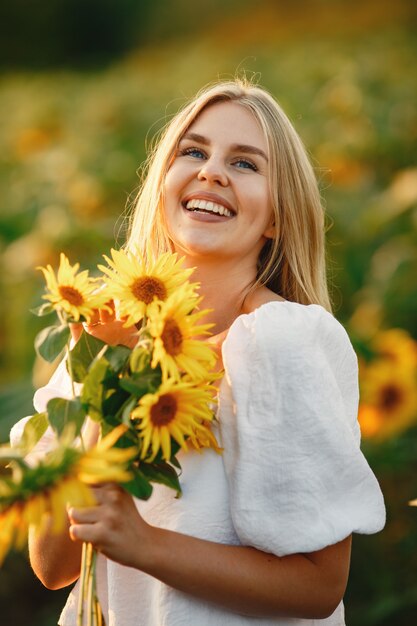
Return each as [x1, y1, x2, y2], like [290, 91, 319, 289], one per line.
[88, 309, 101, 325]
[90, 482, 119, 496]
[100, 300, 116, 323]
[68, 505, 100, 524]
[85, 483, 124, 506]
[69, 323, 83, 343]
[90, 483, 127, 506]
[69, 522, 101, 545]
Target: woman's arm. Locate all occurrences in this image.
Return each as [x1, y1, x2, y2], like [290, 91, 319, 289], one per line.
[28, 417, 101, 589]
[69, 484, 351, 619]
[29, 520, 82, 590]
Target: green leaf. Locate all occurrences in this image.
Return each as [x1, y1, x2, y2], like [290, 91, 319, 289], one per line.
[30, 303, 55, 317]
[68, 330, 107, 383]
[130, 347, 151, 373]
[47, 397, 86, 437]
[19, 413, 48, 454]
[80, 358, 110, 422]
[123, 466, 153, 500]
[102, 388, 130, 426]
[121, 396, 137, 426]
[119, 372, 161, 397]
[105, 345, 131, 373]
[170, 439, 181, 459]
[140, 461, 182, 496]
[170, 454, 182, 470]
[35, 325, 70, 362]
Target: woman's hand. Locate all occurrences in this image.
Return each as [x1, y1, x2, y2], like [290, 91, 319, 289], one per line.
[70, 302, 138, 349]
[68, 484, 152, 570]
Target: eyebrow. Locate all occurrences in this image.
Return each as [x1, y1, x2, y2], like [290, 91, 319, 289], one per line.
[181, 132, 268, 162]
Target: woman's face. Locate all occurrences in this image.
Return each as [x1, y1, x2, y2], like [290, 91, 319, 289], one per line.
[163, 101, 275, 268]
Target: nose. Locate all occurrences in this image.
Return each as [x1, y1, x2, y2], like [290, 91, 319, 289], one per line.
[197, 156, 228, 186]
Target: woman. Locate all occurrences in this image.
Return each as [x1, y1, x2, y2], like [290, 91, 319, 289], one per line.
[22, 79, 385, 624]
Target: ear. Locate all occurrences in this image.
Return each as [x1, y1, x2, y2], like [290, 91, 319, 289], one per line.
[263, 220, 276, 240]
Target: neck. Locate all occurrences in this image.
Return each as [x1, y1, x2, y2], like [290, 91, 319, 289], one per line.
[185, 257, 257, 334]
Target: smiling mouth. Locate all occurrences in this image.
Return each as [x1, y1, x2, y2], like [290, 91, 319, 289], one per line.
[183, 199, 235, 218]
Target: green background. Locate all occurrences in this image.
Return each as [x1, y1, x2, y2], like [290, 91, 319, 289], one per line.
[0, 0, 416, 623]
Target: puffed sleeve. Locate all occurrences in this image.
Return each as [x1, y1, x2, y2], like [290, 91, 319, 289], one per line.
[219, 301, 386, 557]
[10, 359, 75, 465]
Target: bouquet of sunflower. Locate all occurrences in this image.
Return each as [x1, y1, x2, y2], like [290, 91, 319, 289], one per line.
[0, 248, 220, 626]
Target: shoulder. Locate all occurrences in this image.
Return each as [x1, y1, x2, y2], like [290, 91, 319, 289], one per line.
[223, 301, 358, 398]
[227, 300, 352, 358]
[241, 285, 284, 312]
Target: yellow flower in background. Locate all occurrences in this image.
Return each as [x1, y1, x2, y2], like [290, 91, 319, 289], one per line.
[359, 360, 417, 440]
[98, 248, 197, 327]
[372, 328, 417, 370]
[131, 379, 218, 462]
[0, 425, 135, 565]
[38, 253, 111, 323]
[148, 290, 217, 381]
[357, 405, 382, 439]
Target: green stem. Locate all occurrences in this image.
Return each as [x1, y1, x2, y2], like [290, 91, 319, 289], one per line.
[77, 542, 102, 626]
[77, 542, 88, 626]
[96, 596, 103, 626]
[57, 310, 76, 398]
[65, 341, 87, 449]
[66, 343, 76, 399]
[86, 545, 99, 626]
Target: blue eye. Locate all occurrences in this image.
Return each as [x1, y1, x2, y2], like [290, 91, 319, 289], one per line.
[234, 158, 258, 171]
[181, 147, 206, 159]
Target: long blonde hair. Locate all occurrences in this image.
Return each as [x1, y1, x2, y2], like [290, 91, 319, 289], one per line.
[126, 79, 331, 311]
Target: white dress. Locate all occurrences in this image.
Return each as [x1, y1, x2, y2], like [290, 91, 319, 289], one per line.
[10, 301, 386, 626]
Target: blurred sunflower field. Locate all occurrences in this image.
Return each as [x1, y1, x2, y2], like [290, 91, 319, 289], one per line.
[0, 0, 416, 624]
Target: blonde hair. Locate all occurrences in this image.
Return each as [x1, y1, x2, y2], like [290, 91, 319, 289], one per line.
[126, 79, 331, 311]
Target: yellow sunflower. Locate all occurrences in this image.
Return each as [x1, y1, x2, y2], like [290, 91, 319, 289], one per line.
[74, 424, 136, 485]
[188, 421, 223, 454]
[98, 248, 197, 327]
[357, 404, 382, 439]
[359, 360, 417, 440]
[38, 253, 111, 323]
[131, 379, 219, 462]
[148, 290, 217, 382]
[372, 328, 417, 370]
[0, 425, 135, 565]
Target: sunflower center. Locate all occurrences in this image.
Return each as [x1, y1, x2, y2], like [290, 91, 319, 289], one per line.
[131, 276, 167, 304]
[379, 384, 404, 412]
[150, 394, 178, 426]
[58, 285, 84, 306]
[161, 319, 183, 356]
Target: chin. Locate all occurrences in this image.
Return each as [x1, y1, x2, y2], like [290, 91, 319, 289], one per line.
[170, 237, 225, 258]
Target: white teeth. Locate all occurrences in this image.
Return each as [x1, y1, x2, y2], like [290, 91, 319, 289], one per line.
[185, 199, 233, 217]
